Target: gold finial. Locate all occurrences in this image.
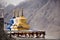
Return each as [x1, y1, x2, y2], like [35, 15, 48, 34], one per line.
[17, 9, 19, 17]
[15, 8, 19, 17]
[21, 8, 23, 16]
[13, 10, 15, 18]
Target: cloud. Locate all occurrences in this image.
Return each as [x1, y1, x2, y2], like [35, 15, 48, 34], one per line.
[5, 0, 26, 6]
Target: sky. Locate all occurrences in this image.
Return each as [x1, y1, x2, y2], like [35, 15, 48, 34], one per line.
[5, 0, 26, 6]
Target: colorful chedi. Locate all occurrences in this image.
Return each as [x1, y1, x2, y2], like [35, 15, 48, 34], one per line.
[7, 8, 30, 30]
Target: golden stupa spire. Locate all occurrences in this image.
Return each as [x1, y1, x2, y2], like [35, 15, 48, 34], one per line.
[15, 8, 20, 17]
[13, 10, 15, 18]
[21, 8, 23, 16]
[17, 9, 19, 17]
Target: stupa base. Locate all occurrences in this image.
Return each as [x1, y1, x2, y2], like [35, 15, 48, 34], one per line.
[5, 30, 45, 38]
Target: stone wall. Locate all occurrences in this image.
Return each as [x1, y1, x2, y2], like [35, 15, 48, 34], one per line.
[0, 18, 15, 40]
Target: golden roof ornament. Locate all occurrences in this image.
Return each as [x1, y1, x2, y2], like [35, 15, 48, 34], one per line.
[11, 8, 30, 30]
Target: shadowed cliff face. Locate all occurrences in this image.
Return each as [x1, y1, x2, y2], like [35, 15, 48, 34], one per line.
[4, 0, 60, 39]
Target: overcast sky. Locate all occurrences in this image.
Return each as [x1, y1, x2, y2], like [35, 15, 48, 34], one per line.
[5, 0, 26, 6]
[0, 0, 26, 6]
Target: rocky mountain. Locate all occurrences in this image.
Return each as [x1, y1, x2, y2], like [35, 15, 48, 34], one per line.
[4, 0, 60, 39]
[4, 4, 15, 18]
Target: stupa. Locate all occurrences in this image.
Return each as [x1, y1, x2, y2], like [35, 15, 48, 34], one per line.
[10, 8, 30, 30]
[6, 8, 45, 38]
